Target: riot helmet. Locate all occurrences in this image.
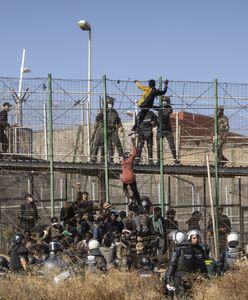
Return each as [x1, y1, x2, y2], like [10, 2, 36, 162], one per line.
[49, 240, 62, 253]
[88, 239, 100, 250]
[173, 231, 187, 245]
[162, 96, 171, 104]
[139, 256, 153, 270]
[112, 258, 121, 269]
[12, 233, 25, 245]
[187, 229, 202, 242]
[141, 196, 151, 209]
[227, 232, 240, 248]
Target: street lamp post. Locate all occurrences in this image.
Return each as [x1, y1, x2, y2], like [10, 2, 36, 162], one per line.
[17, 48, 31, 127]
[78, 20, 92, 159]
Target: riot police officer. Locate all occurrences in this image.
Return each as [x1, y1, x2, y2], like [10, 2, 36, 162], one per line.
[90, 96, 124, 164]
[165, 229, 207, 297]
[9, 233, 29, 272]
[43, 240, 66, 274]
[133, 110, 158, 165]
[138, 256, 160, 278]
[85, 239, 107, 272]
[156, 96, 178, 164]
[134, 197, 151, 235]
[217, 232, 243, 276]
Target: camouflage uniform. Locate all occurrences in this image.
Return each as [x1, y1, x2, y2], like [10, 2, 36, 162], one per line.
[213, 106, 230, 164]
[90, 97, 123, 163]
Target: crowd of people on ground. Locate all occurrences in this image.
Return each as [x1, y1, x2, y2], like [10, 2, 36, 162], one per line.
[0, 188, 246, 297]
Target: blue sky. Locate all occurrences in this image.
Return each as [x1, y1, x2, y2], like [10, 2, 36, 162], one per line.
[1, 0, 248, 82]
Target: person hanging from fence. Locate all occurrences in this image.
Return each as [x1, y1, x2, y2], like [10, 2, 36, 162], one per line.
[212, 105, 230, 166]
[132, 79, 169, 132]
[90, 96, 124, 164]
[0, 102, 16, 156]
[155, 96, 179, 164]
[133, 110, 158, 165]
[120, 137, 141, 207]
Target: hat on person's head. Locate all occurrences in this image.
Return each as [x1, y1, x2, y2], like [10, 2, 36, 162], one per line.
[218, 105, 224, 111]
[3, 102, 13, 107]
[162, 96, 171, 104]
[103, 202, 112, 210]
[82, 191, 89, 196]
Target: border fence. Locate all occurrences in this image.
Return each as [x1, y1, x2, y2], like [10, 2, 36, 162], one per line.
[1, 75, 248, 253]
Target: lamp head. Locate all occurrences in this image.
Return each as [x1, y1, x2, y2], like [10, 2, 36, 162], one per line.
[78, 20, 91, 31]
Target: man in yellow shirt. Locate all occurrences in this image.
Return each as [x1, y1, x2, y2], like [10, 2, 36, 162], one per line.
[132, 79, 169, 131]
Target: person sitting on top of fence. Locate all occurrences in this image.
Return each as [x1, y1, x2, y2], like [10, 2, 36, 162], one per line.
[132, 79, 169, 132]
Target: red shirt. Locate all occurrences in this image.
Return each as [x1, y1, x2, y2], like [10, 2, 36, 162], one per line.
[120, 145, 137, 184]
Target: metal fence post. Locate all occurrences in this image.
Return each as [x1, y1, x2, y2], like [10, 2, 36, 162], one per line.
[159, 77, 165, 216]
[102, 75, 109, 203]
[48, 73, 54, 217]
[214, 78, 220, 255]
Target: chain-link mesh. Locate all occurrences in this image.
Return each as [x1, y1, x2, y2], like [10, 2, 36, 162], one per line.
[0, 76, 248, 251]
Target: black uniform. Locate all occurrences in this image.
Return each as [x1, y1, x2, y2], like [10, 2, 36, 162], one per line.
[156, 102, 177, 160]
[9, 244, 29, 272]
[90, 108, 123, 163]
[133, 111, 158, 163]
[166, 241, 207, 296]
[0, 110, 10, 152]
[217, 246, 243, 275]
[85, 251, 107, 273]
[18, 201, 39, 233]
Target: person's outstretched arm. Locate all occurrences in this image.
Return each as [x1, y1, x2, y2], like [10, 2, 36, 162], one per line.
[155, 79, 169, 96]
[135, 80, 146, 91]
[130, 137, 137, 159]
